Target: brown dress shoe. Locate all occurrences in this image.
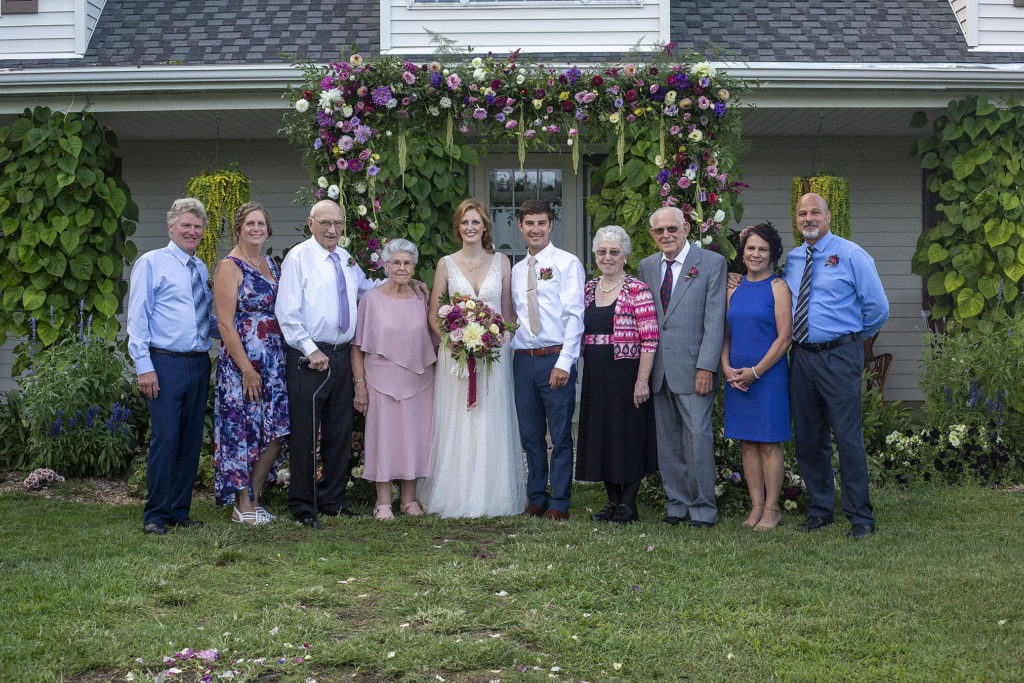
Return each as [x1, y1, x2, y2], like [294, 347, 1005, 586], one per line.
[521, 504, 547, 517]
[541, 508, 568, 520]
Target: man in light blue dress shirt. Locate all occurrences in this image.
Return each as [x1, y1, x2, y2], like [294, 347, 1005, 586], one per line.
[127, 198, 216, 535]
[783, 193, 888, 539]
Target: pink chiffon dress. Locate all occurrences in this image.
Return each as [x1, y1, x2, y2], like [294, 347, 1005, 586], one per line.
[352, 287, 437, 482]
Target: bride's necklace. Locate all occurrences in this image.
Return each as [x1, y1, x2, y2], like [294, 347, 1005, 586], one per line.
[463, 251, 488, 273]
[598, 272, 626, 293]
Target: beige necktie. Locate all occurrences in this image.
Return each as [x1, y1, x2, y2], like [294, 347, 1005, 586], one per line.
[527, 255, 541, 335]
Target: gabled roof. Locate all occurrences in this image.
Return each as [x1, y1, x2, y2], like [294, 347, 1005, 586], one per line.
[0, 0, 1019, 70]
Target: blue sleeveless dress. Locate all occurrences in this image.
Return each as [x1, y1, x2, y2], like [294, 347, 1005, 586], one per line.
[723, 275, 791, 443]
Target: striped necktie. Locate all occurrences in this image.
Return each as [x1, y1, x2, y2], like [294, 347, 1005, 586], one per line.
[660, 259, 674, 311]
[188, 257, 210, 346]
[793, 245, 814, 342]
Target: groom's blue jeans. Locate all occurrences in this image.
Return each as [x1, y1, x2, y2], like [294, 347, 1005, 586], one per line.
[513, 353, 576, 513]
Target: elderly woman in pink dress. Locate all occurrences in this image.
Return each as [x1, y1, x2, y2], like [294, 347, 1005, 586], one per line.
[351, 238, 437, 520]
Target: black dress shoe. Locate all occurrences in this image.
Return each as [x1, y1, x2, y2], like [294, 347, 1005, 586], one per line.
[296, 516, 317, 528]
[168, 517, 204, 528]
[590, 502, 618, 522]
[662, 515, 686, 526]
[847, 524, 876, 539]
[611, 504, 639, 525]
[689, 520, 714, 528]
[143, 522, 167, 535]
[797, 517, 833, 531]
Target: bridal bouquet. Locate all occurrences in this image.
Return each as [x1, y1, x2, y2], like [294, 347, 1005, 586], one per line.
[436, 293, 518, 409]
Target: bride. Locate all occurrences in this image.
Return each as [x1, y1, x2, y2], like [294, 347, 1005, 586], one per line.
[419, 199, 527, 517]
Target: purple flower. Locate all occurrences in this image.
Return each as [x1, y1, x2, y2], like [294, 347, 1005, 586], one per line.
[575, 109, 585, 120]
[472, 107, 487, 120]
[614, 97, 624, 108]
[485, 93, 496, 106]
[372, 86, 393, 107]
[367, 165, 380, 176]
[495, 112, 506, 123]
[446, 73, 462, 89]
[338, 135, 354, 151]
[348, 159, 362, 173]
[730, 471, 742, 484]
[713, 102, 726, 118]
[656, 169, 671, 184]
[313, 138, 322, 150]
[354, 124, 372, 144]
[316, 111, 334, 129]
[564, 67, 581, 85]
[699, 76, 710, 88]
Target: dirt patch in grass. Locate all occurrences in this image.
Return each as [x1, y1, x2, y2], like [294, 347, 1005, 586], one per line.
[65, 667, 128, 682]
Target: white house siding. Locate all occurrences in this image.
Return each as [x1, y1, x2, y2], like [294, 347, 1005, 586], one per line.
[0, 0, 78, 59]
[382, 0, 667, 54]
[738, 136, 925, 403]
[85, 0, 104, 41]
[974, 0, 1024, 50]
[950, 0, 968, 39]
[0, 137, 310, 396]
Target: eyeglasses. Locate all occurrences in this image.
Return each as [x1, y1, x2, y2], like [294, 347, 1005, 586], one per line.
[312, 218, 345, 229]
[651, 225, 682, 236]
[595, 248, 623, 257]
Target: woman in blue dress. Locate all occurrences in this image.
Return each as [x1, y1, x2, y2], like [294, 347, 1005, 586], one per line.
[721, 223, 791, 530]
[213, 202, 290, 525]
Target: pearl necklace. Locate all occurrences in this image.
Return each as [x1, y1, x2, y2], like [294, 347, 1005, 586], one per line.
[598, 272, 626, 293]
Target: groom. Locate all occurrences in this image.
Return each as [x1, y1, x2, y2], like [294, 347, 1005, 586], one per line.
[511, 199, 585, 520]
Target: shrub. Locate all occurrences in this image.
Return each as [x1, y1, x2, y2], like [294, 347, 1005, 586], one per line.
[877, 423, 1023, 487]
[19, 311, 139, 477]
[0, 390, 32, 469]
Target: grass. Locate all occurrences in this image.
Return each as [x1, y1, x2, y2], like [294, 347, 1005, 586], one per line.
[1, 483, 1022, 681]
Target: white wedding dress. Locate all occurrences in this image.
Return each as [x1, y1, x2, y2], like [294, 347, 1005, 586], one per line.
[420, 254, 527, 517]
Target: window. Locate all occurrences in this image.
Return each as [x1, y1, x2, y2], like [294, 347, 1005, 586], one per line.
[489, 168, 563, 263]
[1, 0, 39, 14]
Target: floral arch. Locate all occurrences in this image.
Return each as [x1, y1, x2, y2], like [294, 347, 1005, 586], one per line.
[281, 45, 746, 277]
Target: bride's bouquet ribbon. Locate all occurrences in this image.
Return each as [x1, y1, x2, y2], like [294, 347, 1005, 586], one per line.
[467, 355, 477, 410]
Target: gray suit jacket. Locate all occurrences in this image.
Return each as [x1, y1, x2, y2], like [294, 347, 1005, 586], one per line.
[638, 243, 727, 395]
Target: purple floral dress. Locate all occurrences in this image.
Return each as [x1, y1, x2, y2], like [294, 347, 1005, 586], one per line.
[213, 256, 290, 505]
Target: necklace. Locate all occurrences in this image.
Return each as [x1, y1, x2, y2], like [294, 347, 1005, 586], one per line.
[598, 272, 625, 293]
[463, 251, 488, 273]
[238, 251, 261, 269]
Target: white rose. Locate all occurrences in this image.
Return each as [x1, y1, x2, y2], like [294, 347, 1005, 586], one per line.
[516, 74, 525, 84]
[428, 106, 440, 116]
[685, 168, 696, 181]
[440, 97, 452, 108]
[369, 252, 379, 262]
[713, 209, 725, 223]
[471, 57, 483, 67]
[473, 68, 486, 81]
[664, 91, 677, 105]
[294, 99, 309, 113]
[327, 184, 340, 199]
[358, 205, 368, 216]
[701, 235, 713, 246]
[341, 105, 354, 118]
[690, 61, 717, 79]
[338, 235, 351, 248]
[355, 182, 367, 194]
[317, 176, 329, 189]
[687, 129, 703, 142]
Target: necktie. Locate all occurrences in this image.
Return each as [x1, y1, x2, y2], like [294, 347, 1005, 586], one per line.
[526, 255, 541, 335]
[328, 251, 350, 333]
[188, 257, 210, 346]
[793, 245, 814, 342]
[660, 259, 674, 311]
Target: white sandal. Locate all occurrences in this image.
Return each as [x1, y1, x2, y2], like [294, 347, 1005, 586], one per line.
[232, 506, 270, 526]
[254, 506, 275, 520]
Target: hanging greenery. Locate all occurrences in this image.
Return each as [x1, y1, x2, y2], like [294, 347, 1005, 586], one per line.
[281, 44, 746, 274]
[790, 175, 850, 245]
[0, 106, 138, 373]
[909, 95, 1024, 326]
[185, 168, 250, 275]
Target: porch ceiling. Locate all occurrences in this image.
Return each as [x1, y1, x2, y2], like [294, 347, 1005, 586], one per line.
[0, 106, 934, 143]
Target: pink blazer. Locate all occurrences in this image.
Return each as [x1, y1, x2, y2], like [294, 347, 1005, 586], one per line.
[583, 274, 659, 360]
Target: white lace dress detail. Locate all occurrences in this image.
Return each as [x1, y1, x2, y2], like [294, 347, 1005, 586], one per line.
[419, 254, 527, 517]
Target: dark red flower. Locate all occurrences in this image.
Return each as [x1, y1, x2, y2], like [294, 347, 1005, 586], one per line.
[558, 75, 568, 85]
[605, 68, 619, 76]
[302, 90, 313, 101]
[364, 105, 376, 116]
[591, 75, 603, 87]
[534, 88, 546, 99]
[692, 85, 707, 96]
[674, 152, 687, 164]
[491, 79, 503, 90]
[624, 89, 639, 103]
[357, 218, 371, 232]
[561, 100, 574, 112]
[650, 67, 659, 75]
[494, 96, 507, 108]
[708, 192, 719, 205]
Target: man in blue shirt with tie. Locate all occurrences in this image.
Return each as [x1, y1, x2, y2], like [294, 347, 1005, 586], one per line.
[784, 193, 888, 539]
[127, 198, 216, 535]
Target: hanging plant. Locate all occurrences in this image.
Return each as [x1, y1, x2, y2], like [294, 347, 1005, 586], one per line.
[790, 175, 850, 245]
[185, 168, 251, 275]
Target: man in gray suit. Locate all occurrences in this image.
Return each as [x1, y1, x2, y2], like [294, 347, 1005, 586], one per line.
[639, 206, 727, 527]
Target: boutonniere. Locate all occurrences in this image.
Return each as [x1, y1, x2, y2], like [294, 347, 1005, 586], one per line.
[825, 254, 840, 267]
[206, 278, 214, 290]
[685, 266, 698, 280]
[539, 267, 554, 280]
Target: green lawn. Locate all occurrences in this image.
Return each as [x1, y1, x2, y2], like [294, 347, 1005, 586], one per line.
[1, 484, 1021, 682]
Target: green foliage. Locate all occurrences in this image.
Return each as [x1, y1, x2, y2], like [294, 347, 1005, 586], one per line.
[185, 168, 251, 276]
[790, 175, 850, 244]
[918, 300, 1024, 446]
[910, 96, 1024, 324]
[861, 370, 912, 461]
[0, 106, 138, 373]
[0, 390, 32, 469]
[875, 423, 1024, 487]
[18, 316, 141, 477]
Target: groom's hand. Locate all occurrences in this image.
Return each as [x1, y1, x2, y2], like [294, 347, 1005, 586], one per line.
[549, 368, 569, 390]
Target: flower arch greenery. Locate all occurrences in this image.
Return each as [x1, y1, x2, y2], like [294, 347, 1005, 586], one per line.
[281, 44, 746, 278]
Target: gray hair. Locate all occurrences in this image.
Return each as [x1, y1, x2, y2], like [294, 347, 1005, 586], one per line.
[167, 198, 208, 227]
[649, 206, 686, 229]
[381, 238, 418, 265]
[592, 225, 631, 258]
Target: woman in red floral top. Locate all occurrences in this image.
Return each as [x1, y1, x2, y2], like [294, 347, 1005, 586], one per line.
[576, 225, 659, 524]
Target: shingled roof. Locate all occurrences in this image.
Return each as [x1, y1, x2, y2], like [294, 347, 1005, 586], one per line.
[1, 0, 1019, 70]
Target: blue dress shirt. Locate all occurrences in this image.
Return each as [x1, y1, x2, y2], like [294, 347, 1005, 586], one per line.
[127, 241, 216, 375]
[781, 231, 889, 343]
